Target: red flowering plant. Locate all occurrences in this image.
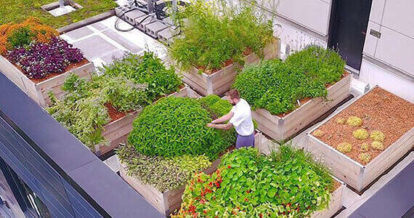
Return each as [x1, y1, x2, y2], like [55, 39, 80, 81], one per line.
[174, 147, 334, 217]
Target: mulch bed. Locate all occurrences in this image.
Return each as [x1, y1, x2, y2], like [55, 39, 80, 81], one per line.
[104, 103, 129, 123]
[312, 87, 414, 165]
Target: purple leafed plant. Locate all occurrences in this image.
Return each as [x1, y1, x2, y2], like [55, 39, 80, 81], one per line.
[7, 37, 84, 79]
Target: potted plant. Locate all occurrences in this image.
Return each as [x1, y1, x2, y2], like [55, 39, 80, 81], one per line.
[48, 52, 184, 156]
[307, 86, 414, 192]
[118, 95, 237, 215]
[233, 46, 351, 142]
[170, 0, 279, 96]
[0, 17, 95, 106]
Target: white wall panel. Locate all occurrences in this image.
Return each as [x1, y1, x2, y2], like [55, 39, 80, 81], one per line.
[382, 0, 414, 38]
[375, 27, 414, 76]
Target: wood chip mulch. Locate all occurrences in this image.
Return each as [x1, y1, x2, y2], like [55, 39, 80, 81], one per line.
[312, 87, 414, 165]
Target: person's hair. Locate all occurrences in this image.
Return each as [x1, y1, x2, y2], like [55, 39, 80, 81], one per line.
[226, 89, 240, 100]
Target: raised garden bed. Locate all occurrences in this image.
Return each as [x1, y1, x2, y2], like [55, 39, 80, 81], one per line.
[307, 86, 414, 191]
[0, 18, 95, 107]
[174, 146, 337, 217]
[170, 0, 278, 96]
[253, 73, 351, 142]
[181, 38, 279, 96]
[0, 55, 94, 106]
[234, 46, 351, 142]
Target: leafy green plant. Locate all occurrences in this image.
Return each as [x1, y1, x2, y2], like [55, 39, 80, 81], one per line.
[101, 52, 182, 101]
[7, 27, 35, 49]
[118, 143, 211, 192]
[170, 0, 273, 72]
[176, 147, 333, 217]
[233, 46, 345, 115]
[48, 74, 147, 149]
[128, 96, 234, 160]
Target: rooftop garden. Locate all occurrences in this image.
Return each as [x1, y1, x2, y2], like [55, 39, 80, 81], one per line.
[0, 0, 116, 28]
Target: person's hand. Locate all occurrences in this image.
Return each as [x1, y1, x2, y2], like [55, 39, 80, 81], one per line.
[207, 123, 214, 128]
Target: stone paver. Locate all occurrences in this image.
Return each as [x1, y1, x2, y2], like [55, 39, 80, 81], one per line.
[65, 27, 94, 40]
[101, 49, 126, 65]
[102, 29, 143, 53]
[72, 35, 119, 60]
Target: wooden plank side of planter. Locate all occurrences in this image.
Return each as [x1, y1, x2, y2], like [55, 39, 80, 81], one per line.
[311, 179, 345, 218]
[253, 74, 351, 142]
[36, 62, 95, 106]
[0, 55, 95, 107]
[307, 135, 364, 191]
[363, 127, 414, 189]
[119, 165, 168, 214]
[183, 38, 279, 96]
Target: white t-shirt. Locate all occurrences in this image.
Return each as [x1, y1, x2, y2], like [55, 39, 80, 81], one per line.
[229, 99, 254, 136]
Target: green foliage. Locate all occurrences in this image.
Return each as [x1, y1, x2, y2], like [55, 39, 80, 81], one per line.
[177, 147, 333, 217]
[170, 0, 273, 71]
[233, 59, 327, 115]
[128, 96, 233, 160]
[285, 45, 345, 84]
[234, 46, 345, 115]
[7, 27, 34, 49]
[0, 0, 117, 28]
[346, 116, 363, 127]
[48, 74, 147, 149]
[337, 142, 353, 153]
[370, 130, 385, 142]
[353, 128, 369, 140]
[118, 143, 211, 192]
[101, 52, 182, 102]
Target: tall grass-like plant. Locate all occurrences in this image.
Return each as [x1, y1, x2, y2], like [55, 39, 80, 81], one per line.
[170, 0, 273, 72]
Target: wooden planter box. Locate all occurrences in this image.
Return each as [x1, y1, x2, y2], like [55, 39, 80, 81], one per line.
[95, 86, 198, 156]
[306, 93, 414, 192]
[182, 38, 280, 96]
[254, 132, 345, 217]
[253, 73, 351, 142]
[0, 55, 95, 107]
[119, 157, 221, 215]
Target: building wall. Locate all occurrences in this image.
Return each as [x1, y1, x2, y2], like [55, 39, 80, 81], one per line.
[360, 0, 414, 102]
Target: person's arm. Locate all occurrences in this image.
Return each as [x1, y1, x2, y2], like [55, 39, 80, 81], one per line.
[211, 111, 234, 124]
[207, 123, 233, 130]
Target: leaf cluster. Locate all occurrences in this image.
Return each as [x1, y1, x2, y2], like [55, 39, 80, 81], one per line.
[177, 147, 334, 217]
[170, 0, 273, 72]
[128, 95, 234, 160]
[118, 143, 211, 192]
[101, 52, 182, 102]
[48, 74, 148, 150]
[233, 46, 345, 115]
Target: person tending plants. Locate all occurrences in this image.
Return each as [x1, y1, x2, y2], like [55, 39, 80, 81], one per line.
[207, 89, 255, 148]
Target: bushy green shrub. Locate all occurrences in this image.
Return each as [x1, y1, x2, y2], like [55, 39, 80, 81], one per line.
[128, 96, 233, 160]
[48, 74, 147, 149]
[285, 45, 345, 84]
[177, 146, 333, 217]
[118, 143, 211, 192]
[170, 0, 273, 72]
[233, 59, 327, 115]
[101, 52, 182, 101]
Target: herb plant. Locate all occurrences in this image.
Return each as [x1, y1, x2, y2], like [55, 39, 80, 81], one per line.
[128, 96, 234, 160]
[48, 74, 148, 149]
[170, 0, 273, 72]
[118, 143, 211, 192]
[176, 146, 333, 217]
[233, 46, 345, 115]
[101, 52, 182, 102]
